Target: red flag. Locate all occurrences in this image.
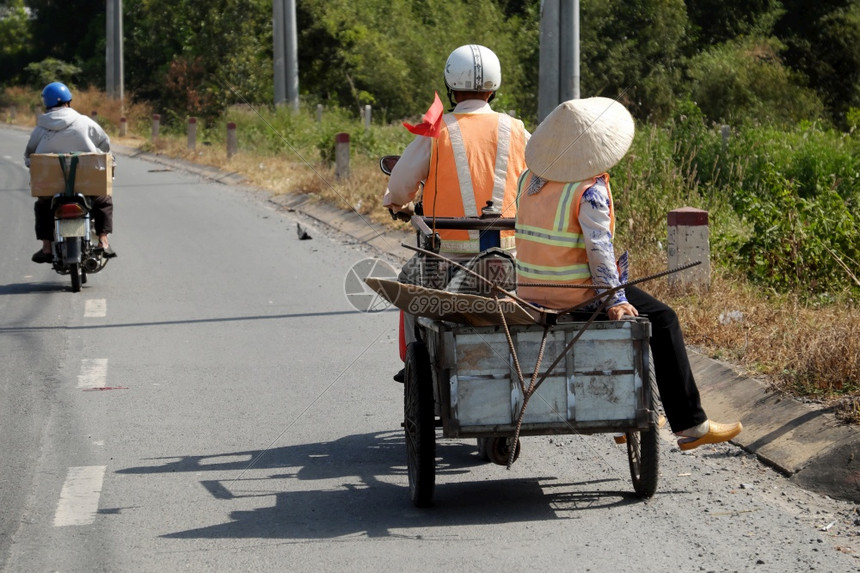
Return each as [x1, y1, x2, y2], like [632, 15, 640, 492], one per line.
[402, 92, 444, 138]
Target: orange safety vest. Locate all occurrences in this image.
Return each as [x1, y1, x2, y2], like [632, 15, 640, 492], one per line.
[515, 171, 614, 310]
[423, 112, 527, 254]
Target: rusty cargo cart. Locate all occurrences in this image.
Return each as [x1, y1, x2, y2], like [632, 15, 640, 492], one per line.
[403, 309, 659, 508]
[366, 211, 662, 508]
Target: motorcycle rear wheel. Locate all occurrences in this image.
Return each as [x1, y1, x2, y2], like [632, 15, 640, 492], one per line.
[70, 263, 82, 292]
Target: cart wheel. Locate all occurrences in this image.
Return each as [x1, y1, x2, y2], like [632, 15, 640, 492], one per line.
[404, 341, 435, 507]
[486, 436, 521, 466]
[627, 350, 659, 498]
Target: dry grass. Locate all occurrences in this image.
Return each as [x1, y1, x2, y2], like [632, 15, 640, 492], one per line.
[5, 96, 858, 422]
[3, 87, 152, 136]
[142, 135, 400, 230]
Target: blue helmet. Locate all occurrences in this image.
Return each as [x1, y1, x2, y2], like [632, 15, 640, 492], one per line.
[41, 82, 73, 109]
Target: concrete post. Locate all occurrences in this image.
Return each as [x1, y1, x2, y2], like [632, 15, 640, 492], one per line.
[667, 207, 711, 291]
[91, 111, 98, 121]
[316, 104, 323, 123]
[151, 114, 160, 141]
[119, 117, 127, 137]
[364, 104, 371, 131]
[226, 122, 238, 158]
[721, 124, 731, 152]
[538, 0, 561, 122]
[335, 133, 350, 180]
[187, 117, 197, 150]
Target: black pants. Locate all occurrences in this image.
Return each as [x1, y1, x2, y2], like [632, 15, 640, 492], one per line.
[34, 196, 114, 241]
[625, 285, 708, 433]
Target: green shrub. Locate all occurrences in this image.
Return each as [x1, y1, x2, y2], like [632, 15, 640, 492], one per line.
[687, 35, 824, 126]
[24, 58, 82, 89]
[719, 122, 860, 295]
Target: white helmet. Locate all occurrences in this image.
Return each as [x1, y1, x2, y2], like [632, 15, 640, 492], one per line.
[444, 44, 501, 92]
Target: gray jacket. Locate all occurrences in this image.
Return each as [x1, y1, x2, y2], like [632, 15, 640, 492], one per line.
[24, 107, 112, 167]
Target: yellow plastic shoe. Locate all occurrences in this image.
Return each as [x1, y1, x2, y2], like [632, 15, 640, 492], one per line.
[677, 420, 743, 451]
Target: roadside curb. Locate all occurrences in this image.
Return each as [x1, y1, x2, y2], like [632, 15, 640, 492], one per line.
[118, 143, 860, 505]
[690, 351, 860, 502]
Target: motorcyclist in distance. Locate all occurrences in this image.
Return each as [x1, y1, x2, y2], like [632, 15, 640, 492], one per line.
[24, 81, 117, 263]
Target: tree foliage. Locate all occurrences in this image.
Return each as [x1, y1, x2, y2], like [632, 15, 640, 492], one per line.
[776, 0, 860, 127]
[579, 0, 689, 122]
[0, 0, 30, 58]
[687, 35, 824, 125]
[25, 0, 104, 86]
[0, 0, 32, 84]
[295, 0, 538, 121]
[686, 0, 782, 45]
[2, 0, 858, 128]
[124, 0, 271, 124]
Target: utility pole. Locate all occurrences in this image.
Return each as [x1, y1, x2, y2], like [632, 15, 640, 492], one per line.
[105, 0, 124, 105]
[538, 0, 579, 122]
[273, 0, 299, 110]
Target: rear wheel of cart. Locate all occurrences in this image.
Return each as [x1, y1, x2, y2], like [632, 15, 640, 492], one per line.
[404, 341, 435, 507]
[626, 351, 659, 498]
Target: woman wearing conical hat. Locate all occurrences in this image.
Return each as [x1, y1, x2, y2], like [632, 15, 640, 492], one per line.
[514, 97, 742, 451]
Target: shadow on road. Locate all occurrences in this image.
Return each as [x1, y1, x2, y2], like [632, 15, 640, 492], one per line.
[116, 430, 644, 540]
[0, 281, 70, 295]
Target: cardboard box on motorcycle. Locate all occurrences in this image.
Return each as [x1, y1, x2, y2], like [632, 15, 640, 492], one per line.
[29, 152, 113, 197]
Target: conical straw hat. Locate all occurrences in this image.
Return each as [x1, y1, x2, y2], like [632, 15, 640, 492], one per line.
[525, 97, 635, 182]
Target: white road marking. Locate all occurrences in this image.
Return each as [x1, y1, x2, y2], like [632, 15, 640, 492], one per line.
[84, 299, 107, 318]
[77, 358, 108, 389]
[53, 465, 106, 527]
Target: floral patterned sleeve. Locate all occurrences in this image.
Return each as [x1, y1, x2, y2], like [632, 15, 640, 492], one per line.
[578, 176, 628, 308]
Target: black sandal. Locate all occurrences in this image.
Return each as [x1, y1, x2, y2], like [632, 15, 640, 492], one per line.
[32, 250, 53, 264]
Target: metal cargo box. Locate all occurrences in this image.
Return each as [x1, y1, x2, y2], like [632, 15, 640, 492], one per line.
[420, 317, 652, 438]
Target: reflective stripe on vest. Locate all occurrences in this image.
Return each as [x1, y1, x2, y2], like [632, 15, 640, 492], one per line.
[492, 113, 512, 206]
[444, 115, 479, 246]
[437, 234, 516, 254]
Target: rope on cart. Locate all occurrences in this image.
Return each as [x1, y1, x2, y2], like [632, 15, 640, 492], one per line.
[496, 297, 526, 393]
[505, 323, 550, 468]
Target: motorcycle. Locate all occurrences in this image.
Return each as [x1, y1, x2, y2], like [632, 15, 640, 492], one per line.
[49, 192, 109, 292]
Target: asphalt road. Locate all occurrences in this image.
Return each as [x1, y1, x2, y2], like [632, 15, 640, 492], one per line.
[1, 127, 859, 572]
